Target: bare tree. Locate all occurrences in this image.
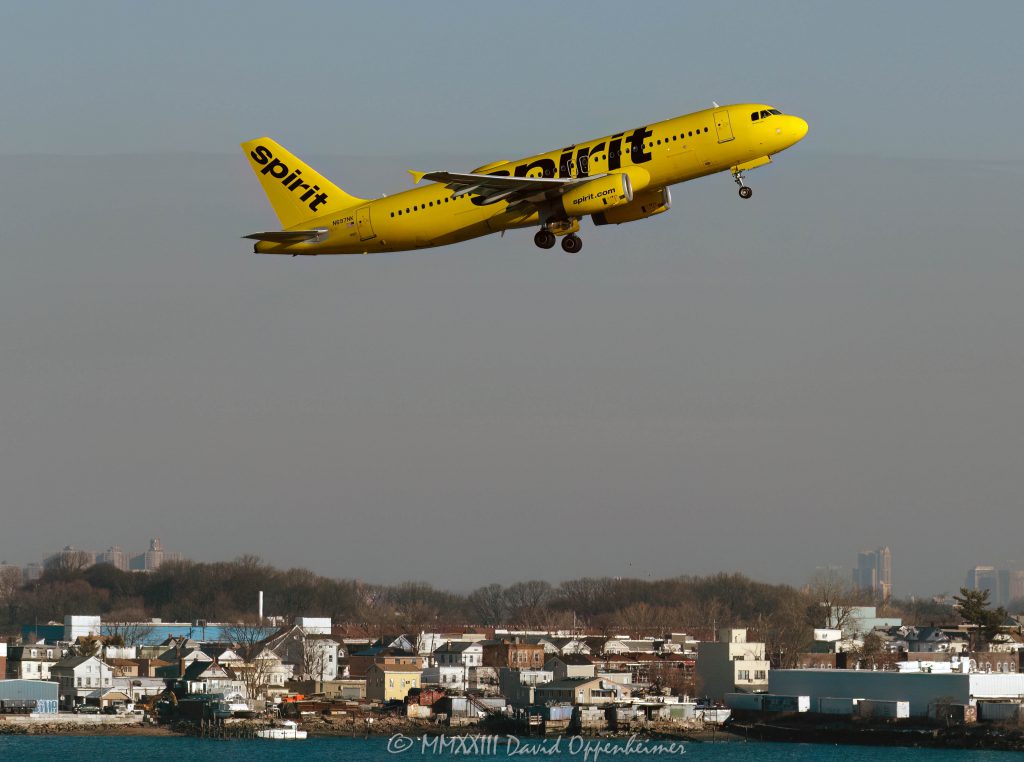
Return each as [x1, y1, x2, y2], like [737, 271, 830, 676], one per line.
[616, 602, 670, 637]
[223, 620, 275, 704]
[104, 607, 155, 647]
[44, 548, 95, 575]
[504, 581, 554, 628]
[468, 584, 508, 625]
[807, 569, 862, 631]
[0, 566, 22, 602]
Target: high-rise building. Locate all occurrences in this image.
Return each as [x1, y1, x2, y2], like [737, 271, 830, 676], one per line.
[129, 537, 183, 571]
[852, 546, 892, 600]
[965, 565, 1011, 607]
[1008, 570, 1024, 606]
[97, 546, 129, 571]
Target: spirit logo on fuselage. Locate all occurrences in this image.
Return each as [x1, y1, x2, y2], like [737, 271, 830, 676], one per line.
[470, 126, 653, 206]
[249, 145, 330, 213]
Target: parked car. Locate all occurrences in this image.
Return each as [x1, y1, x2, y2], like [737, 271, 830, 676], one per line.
[75, 705, 101, 714]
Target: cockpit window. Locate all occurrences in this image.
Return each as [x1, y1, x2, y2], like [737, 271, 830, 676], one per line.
[750, 111, 760, 121]
[769, 108, 782, 115]
[752, 108, 784, 122]
[759, 110, 771, 119]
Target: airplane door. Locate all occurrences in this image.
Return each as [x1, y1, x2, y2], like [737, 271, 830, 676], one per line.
[714, 109, 735, 143]
[356, 206, 375, 241]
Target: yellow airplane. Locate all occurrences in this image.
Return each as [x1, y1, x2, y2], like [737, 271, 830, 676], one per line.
[242, 103, 808, 255]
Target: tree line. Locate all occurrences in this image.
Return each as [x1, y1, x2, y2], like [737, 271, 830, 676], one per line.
[1, 557, 976, 659]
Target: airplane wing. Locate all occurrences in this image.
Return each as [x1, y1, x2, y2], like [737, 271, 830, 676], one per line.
[410, 170, 600, 209]
[242, 229, 327, 243]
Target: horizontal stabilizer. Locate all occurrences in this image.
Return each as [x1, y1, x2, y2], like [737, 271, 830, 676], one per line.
[242, 229, 326, 243]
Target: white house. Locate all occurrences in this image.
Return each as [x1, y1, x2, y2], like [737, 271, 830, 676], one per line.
[51, 655, 114, 709]
[421, 664, 468, 689]
[432, 641, 484, 668]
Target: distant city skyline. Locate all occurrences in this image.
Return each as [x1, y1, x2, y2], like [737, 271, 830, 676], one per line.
[964, 565, 1024, 608]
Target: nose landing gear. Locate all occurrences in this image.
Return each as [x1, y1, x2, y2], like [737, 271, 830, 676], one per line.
[733, 170, 753, 199]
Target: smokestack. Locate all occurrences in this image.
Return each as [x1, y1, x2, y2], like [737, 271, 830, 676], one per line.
[259, 591, 264, 622]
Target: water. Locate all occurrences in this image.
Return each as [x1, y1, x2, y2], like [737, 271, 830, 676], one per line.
[0, 736, 1014, 762]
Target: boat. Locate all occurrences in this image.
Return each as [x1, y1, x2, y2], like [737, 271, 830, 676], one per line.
[255, 719, 307, 740]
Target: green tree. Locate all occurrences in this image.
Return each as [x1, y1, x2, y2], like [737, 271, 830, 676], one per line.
[953, 587, 1006, 651]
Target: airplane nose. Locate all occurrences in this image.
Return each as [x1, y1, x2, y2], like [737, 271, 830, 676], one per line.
[792, 116, 809, 142]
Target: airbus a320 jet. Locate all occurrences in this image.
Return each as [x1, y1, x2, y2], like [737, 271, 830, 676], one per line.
[242, 103, 808, 255]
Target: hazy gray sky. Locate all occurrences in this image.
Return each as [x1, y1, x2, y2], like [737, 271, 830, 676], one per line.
[1, 1, 1022, 597]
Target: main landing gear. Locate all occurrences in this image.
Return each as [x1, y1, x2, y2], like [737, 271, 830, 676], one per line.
[733, 170, 753, 199]
[534, 229, 583, 253]
[534, 229, 556, 249]
[560, 234, 582, 254]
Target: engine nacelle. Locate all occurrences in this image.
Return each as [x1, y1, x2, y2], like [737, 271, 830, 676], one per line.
[561, 174, 633, 217]
[592, 187, 671, 226]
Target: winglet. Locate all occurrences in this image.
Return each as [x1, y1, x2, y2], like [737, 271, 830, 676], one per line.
[408, 170, 427, 185]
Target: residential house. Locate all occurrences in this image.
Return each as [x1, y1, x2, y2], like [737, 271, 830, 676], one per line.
[51, 655, 114, 709]
[347, 646, 423, 678]
[907, 627, 954, 653]
[695, 628, 770, 702]
[498, 668, 553, 707]
[432, 641, 484, 669]
[482, 638, 546, 670]
[366, 663, 422, 702]
[535, 676, 631, 705]
[263, 625, 342, 682]
[372, 634, 417, 653]
[421, 664, 468, 689]
[5, 643, 65, 680]
[544, 654, 596, 681]
[549, 637, 591, 655]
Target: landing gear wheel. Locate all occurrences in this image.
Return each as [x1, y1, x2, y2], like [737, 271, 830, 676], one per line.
[561, 234, 583, 254]
[534, 229, 556, 249]
[738, 185, 753, 199]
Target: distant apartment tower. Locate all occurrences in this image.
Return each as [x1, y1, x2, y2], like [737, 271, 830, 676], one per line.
[1009, 570, 1024, 606]
[97, 546, 129, 571]
[22, 562, 43, 582]
[965, 565, 1010, 607]
[852, 546, 892, 600]
[129, 538, 182, 571]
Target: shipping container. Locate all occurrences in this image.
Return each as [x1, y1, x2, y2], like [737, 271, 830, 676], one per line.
[725, 693, 764, 711]
[762, 695, 810, 713]
[857, 699, 909, 719]
[977, 702, 1022, 722]
[817, 697, 861, 716]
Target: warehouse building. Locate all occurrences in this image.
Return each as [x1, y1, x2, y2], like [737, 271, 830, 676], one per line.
[0, 679, 59, 715]
[769, 662, 1024, 718]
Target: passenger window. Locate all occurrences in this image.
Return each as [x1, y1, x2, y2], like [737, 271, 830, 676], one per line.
[703, 127, 708, 132]
[688, 131, 692, 137]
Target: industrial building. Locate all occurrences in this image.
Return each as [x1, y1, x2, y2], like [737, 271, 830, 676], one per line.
[768, 662, 1024, 718]
[0, 679, 59, 714]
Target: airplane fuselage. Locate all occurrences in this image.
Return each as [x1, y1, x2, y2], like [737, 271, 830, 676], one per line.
[250, 103, 807, 255]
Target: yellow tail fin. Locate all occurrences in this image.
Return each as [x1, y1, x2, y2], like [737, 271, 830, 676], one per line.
[241, 137, 366, 228]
